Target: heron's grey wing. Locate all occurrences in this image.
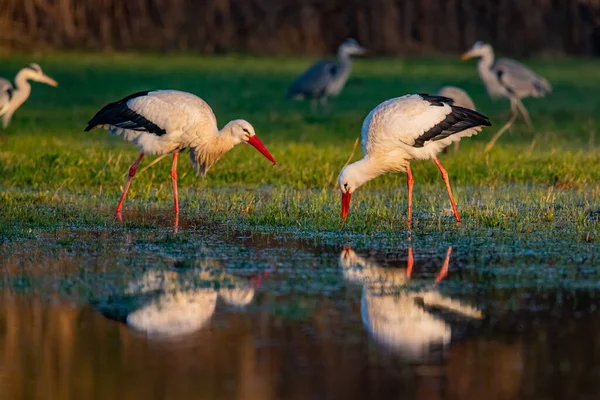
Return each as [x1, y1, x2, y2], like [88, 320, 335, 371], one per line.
[494, 58, 551, 98]
[0, 78, 14, 114]
[286, 60, 337, 98]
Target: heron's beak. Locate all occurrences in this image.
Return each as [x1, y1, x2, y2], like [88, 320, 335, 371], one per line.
[355, 46, 367, 55]
[247, 135, 277, 165]
[460, 51, 473, 61]
[341, 192, 351, 220]
[38, 74, 58, 87]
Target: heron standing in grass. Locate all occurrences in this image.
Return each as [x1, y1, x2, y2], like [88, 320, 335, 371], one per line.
[286, 38, 366, 111]
[85, 90, 277, 222]
[436, 86, 477, 152]
[0, 63, 58, 128]
[461, 41, 551, 152]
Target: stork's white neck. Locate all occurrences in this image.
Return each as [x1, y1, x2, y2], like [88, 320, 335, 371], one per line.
[189, 121, 241, 176]
[340, 158, 389, 192]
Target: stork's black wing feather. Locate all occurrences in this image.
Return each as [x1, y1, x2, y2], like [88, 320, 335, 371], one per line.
[418, 94, 455, 106]
[413, 95, 491, 148]
[84, 90, 167, 136]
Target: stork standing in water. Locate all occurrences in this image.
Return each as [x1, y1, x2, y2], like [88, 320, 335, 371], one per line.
[337, 94, 491, 226]
[461, 41, 551, 152]
[0, 63, 58, 128]
[85, 90, 277, 221]
[286, 38, 366, 110]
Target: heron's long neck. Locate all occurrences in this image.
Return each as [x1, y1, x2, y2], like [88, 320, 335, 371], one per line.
[338, 50, 353, 71]
[11, 70, 32, 107]
[477, 49, 495, 74]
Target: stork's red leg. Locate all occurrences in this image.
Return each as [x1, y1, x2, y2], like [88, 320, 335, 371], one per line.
[406, 247, 414, 278]
[433, 156, 461, 223]
[116, 152, 144, 217]
[171, 152, 179, 215]
[434, 246, 452, 285]
[406, 162, 414, 227]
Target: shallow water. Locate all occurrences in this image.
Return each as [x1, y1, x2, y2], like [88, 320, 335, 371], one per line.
[1, 227, 600, 400]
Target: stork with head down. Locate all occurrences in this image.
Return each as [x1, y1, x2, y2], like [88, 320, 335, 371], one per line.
[85, 90, 277, 221]
[286, 38, 366, 110]
[337, 94, 490, 227]
[461, 41, 551, 152]
[0, 63, 58, 128]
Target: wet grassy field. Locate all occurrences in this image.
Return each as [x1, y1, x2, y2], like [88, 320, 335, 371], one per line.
[1, 53, 599, 239]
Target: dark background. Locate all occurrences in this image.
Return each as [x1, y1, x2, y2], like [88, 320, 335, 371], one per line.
[1, 0, 599, 55]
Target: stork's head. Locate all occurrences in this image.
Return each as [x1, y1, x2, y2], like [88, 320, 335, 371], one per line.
[461, 41, 493, 61]
[339, 246, 358, 268]
[338, 161, 371, 220]
[339, 38, 367, 57]
[225, 119, 277, 165]
[22, 63, 58, 87]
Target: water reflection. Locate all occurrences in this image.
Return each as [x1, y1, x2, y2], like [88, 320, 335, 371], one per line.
[94, 260, 257, 338]
[340, 246, 483, 361]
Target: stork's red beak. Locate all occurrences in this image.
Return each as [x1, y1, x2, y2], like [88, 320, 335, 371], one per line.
[247, 135, 277, 165]
[341, 192, 351, 220]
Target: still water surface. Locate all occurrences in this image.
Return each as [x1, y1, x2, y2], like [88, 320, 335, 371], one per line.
[0, 228, 599, 399]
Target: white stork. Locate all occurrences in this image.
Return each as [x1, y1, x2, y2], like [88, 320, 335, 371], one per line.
[337, 94, 491, 226]
[0, 63, 58, 128]
[85, 90, 277, 219]
[461, 41, 552, 152]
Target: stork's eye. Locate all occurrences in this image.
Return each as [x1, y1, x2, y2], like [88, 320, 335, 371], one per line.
[344, 183, 348, 189]
[242, 128, 250, 134]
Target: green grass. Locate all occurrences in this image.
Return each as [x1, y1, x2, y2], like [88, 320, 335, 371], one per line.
[0, 53, 599, 243]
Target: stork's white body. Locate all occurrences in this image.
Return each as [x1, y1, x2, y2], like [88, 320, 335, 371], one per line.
[110, 91, 218, 155]
[360, 95, 483, 165]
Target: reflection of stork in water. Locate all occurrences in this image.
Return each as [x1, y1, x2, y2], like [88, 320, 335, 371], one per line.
[94, 260, 261, 338]
[340, 246, 482, 360]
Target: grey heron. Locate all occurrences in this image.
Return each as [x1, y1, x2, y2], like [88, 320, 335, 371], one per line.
[0, 63, 58, 128]
[85, 90, 277, 221]
[461, 41, 551, 152]
[286, 38, 366, 110]
[436, 86, 477, 152]
[338, 94, 491, 226]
